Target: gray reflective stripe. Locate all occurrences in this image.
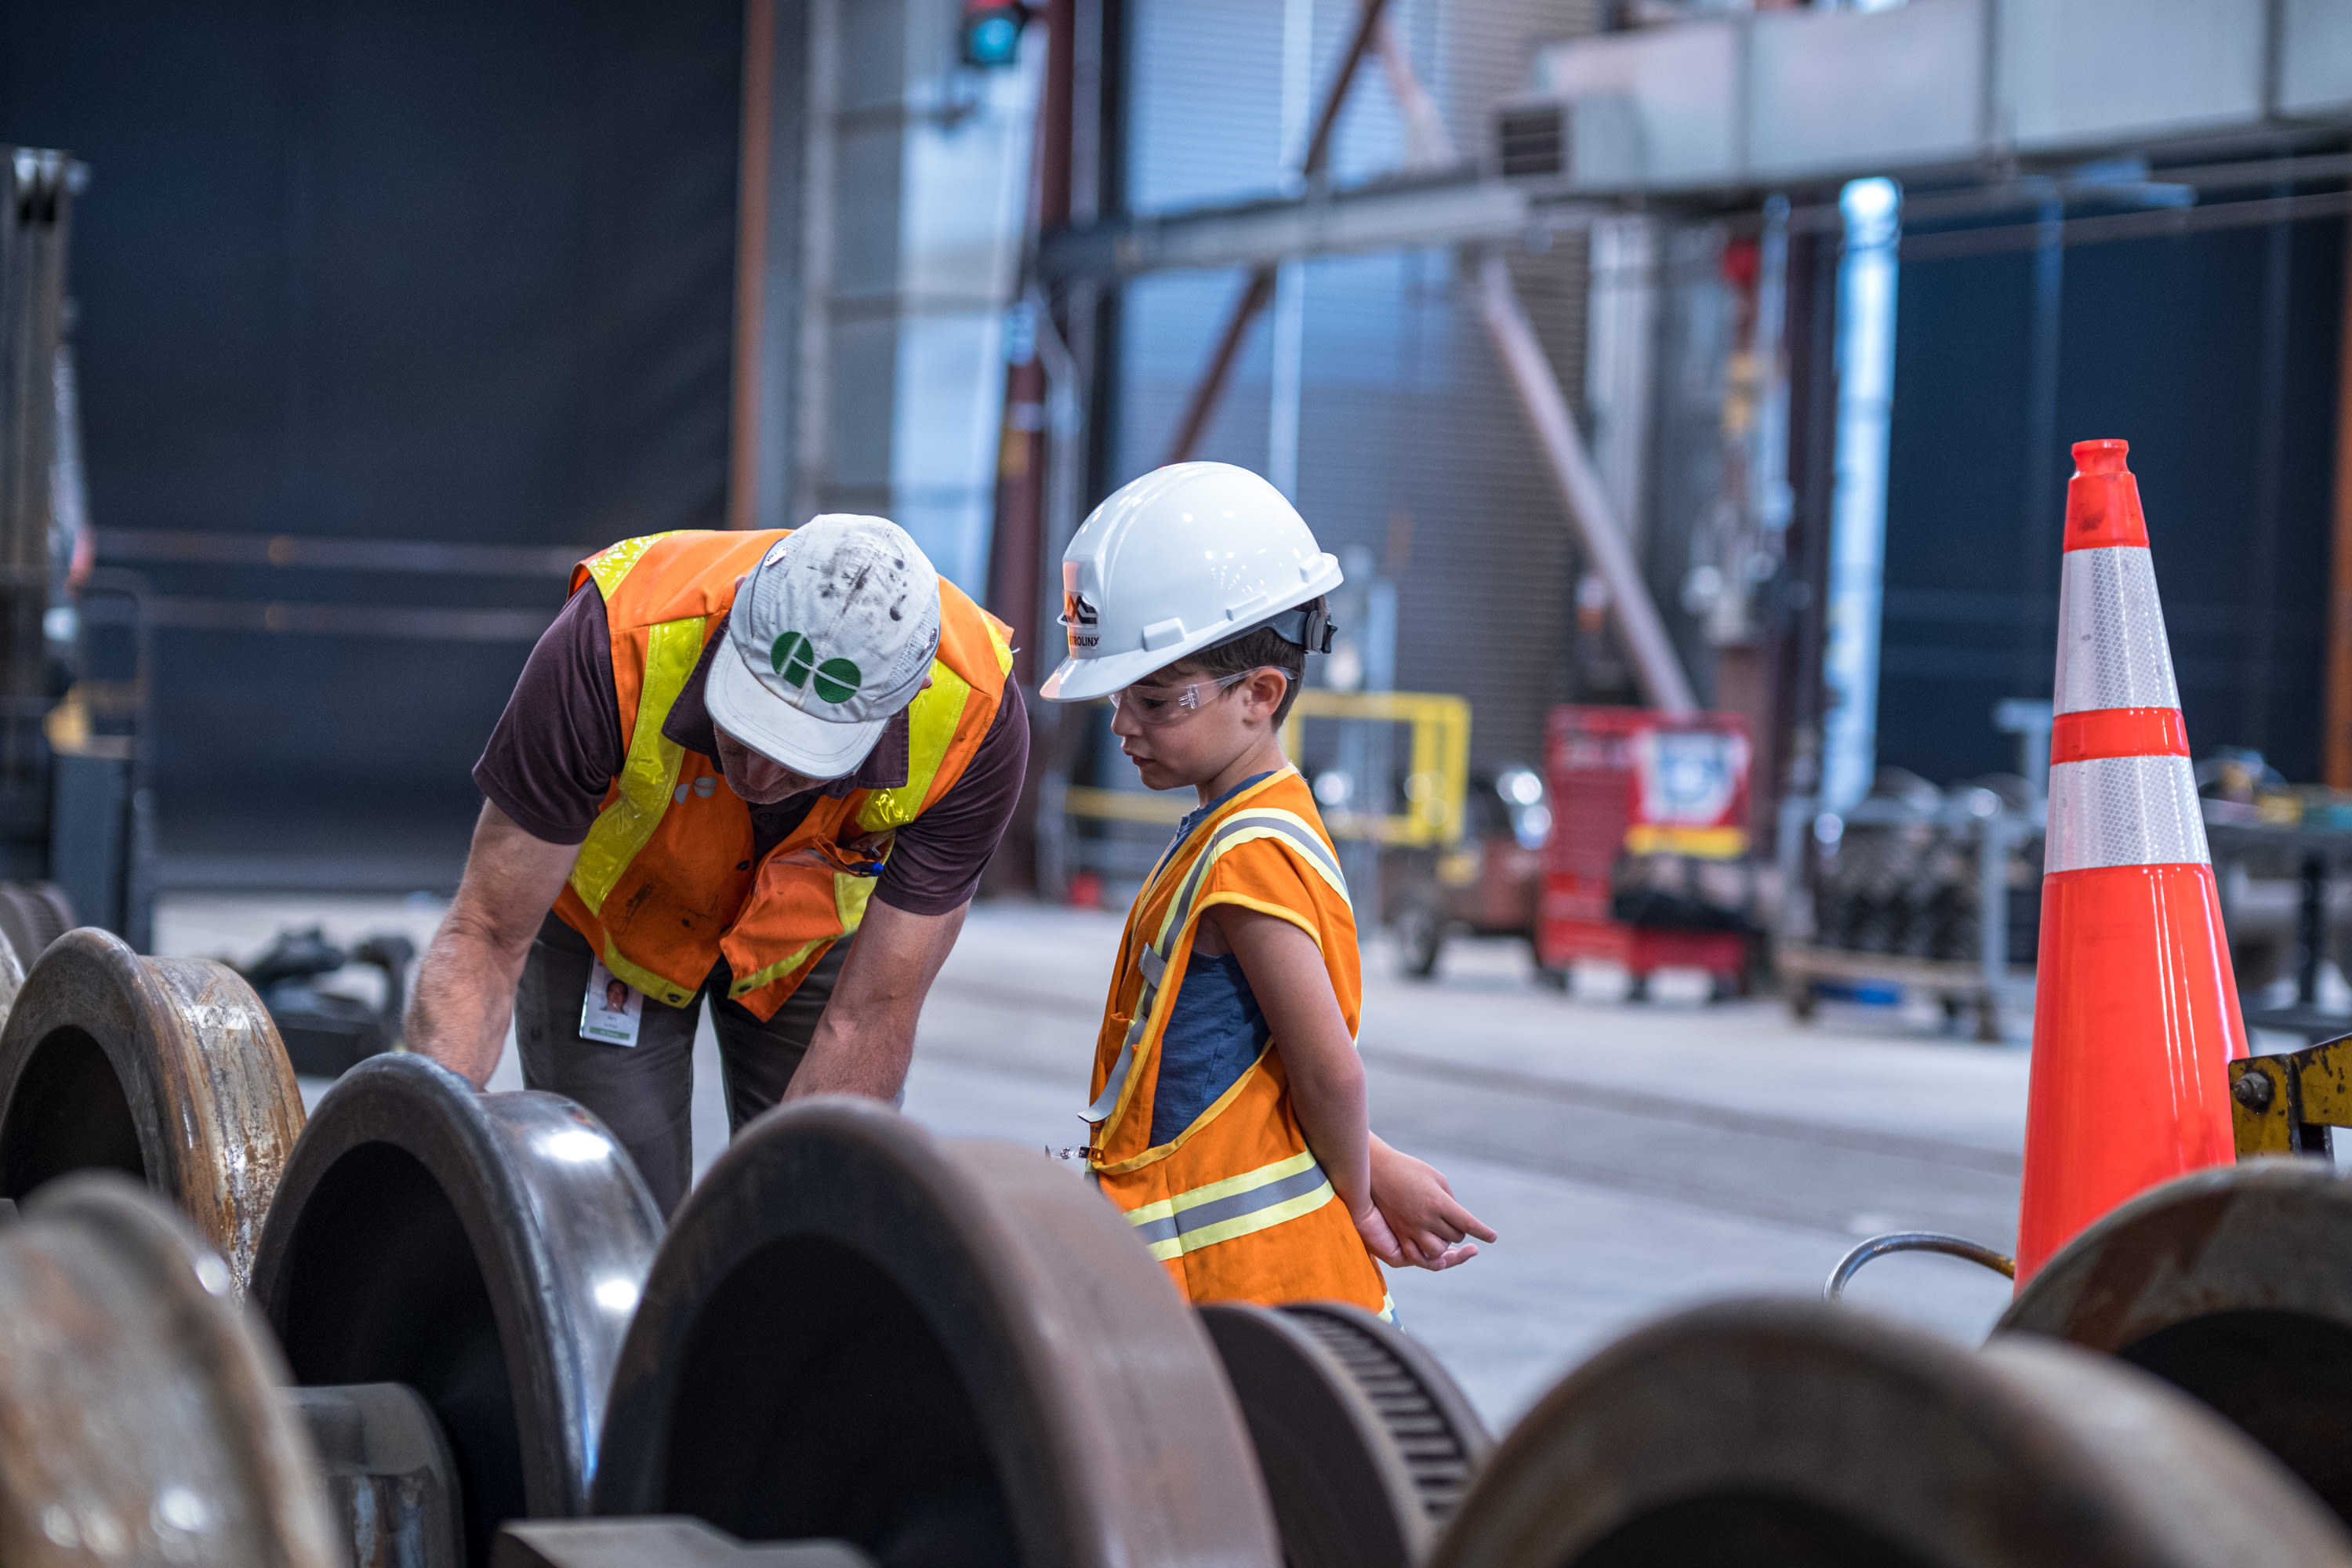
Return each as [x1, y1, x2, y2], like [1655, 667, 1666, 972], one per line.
[1201, 812, 1347, 903]
[1160, 814, 1348, 942]
[1127, 1160, 1334, 1249]
[1082, 807, 1345, 1127]
[2045, 753, 2209, 872]
[2055, 547, 2179, 715]
[1083, 1038, 1134, 1123]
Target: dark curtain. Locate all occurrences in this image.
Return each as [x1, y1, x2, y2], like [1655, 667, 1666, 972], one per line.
[0, 0, 743, 880]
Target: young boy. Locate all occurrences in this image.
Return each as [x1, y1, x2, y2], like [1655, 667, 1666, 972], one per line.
[1041, 461, 1494, 1313]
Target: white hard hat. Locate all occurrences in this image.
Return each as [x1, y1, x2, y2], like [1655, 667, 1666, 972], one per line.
[1040, 462, 1344, 703]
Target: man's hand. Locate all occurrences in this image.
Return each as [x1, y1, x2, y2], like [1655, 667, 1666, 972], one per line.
[405, 803, 579, 1087]
[784, 898, 968, 1102]
[1367, 1137, 1497, 1271]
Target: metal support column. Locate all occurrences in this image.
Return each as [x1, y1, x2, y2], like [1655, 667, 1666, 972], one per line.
[1475, 249, 1697, 716]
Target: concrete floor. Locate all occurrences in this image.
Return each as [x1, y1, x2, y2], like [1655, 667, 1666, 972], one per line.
[155, 892, 2028, 1431]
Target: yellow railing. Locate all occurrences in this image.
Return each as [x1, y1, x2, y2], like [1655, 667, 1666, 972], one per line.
[1062, 689, 1472, 848]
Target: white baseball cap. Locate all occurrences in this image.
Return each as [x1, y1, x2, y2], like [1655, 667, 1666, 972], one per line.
[705, 515, 942, 777]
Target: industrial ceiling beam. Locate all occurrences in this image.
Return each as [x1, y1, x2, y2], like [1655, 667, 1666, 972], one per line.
[1044, 172, 1558, 286]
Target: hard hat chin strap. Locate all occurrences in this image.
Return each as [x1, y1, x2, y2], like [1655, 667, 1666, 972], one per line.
[1256, 602, 1337, 654]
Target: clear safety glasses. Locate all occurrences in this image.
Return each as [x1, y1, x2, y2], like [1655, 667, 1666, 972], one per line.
[1108, 669, 1280, 728]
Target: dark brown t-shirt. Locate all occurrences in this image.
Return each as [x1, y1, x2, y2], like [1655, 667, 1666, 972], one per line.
[473, 585, 1029, 916]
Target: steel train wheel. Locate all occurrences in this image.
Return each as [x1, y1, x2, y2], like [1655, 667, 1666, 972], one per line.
[0, 1174, 337, 1567]
[592, 1098, 1281, 1568]
[1199, 1300, 1491, 1568]
[1428, 1298, 2352, 1568]
[250, 1054, 662, 1567]
[0, 927, 303, 1295]
[2000, 1158, 2352, 1526]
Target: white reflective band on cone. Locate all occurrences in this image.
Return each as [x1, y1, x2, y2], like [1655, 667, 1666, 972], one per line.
[2055, 547, 2180, 715]
[2045, 753, 2209, 873]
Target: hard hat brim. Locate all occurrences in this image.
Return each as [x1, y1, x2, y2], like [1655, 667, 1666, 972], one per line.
[1038, 554, 1344, 703]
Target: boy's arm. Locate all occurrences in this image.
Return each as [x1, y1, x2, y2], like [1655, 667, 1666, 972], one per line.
[1370, 1138, 1497, 1270]
[1208, 903, 1387, 1254]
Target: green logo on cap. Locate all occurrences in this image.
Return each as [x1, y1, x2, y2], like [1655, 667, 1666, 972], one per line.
[770, 631, 862, 705]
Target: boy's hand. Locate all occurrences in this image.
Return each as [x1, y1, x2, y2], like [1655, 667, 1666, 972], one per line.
[1353, 1202, 1409, 1267]
[1369, 1139, 1497, 1271]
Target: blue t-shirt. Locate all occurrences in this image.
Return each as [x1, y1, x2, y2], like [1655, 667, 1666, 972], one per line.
[1151, 951, 1273, 1145]
[1149, 771, 1279, 1146]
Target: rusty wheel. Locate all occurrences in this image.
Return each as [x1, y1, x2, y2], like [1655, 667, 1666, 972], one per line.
[2001, 1158, 2352, 1526]
[0, 1174, 337, 1566]
[0, 927, 302, 1295]
[1428, 1298, 2351, 1568]
[251, 1054, 662, 1567]
[1200, 1300, 1490, 1568]
[592, 1097, 1280, 1568]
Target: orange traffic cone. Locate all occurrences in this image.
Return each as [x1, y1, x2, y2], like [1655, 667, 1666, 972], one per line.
[2013, 439, 2247, 1286]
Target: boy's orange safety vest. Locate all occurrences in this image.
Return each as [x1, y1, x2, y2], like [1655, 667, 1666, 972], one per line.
[1087, 768, 1388, 1314]
[553, 530, 1013, 1019]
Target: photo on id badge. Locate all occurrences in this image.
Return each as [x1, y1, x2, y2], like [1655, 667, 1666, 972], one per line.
[580, 960, 642, 1047]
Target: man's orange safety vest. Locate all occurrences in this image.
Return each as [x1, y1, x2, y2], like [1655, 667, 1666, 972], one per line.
[552, 529, 1013, 1020]
[1087, 768, 1389, 1315]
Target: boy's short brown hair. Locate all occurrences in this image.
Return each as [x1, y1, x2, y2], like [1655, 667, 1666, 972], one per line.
[1164, 595, 1327, 727]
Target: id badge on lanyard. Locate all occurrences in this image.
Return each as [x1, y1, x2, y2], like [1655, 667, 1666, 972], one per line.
[579, 960, 644, 1047]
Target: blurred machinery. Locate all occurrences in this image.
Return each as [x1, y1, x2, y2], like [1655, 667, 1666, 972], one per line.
[2196, 753, 2352, 1044]
[1778, 770, 2043, 1041]
[1385, 768, 1548, 980]
[0, 148, 74, 883]
[0, 144, 149, 949]
[234, 924, 416, 1078]
[1775, 701, 2049, 1042]
[1539, 705, 1755, 999]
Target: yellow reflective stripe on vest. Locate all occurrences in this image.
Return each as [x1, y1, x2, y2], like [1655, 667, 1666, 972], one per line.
[860, 661, 970, 831]
[723, 872, 876, 1000]
[597, 940, 699, 1010]
[725, 936, 828, 1000]
[1122, 1149, 1336, 1261]
[1085, 805, 1351, 1127]
[568, 614, 706, 916]
[858, 619, 1008, 831]
[583, 531, 692, 597]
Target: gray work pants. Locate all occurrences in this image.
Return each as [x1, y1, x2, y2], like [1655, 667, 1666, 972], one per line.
[514, 910, 849, 1217]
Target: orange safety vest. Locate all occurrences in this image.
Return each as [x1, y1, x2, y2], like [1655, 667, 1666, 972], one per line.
[552, 529, 1013, 1020]
[1087, 768, 1389, 1315]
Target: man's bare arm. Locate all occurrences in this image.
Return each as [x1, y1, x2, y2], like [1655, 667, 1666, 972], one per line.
[784, 898, 969, 1101]
[406, 802, 579, 1087]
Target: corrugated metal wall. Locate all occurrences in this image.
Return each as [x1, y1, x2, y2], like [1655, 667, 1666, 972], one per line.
[1116, 0, 1603, 775]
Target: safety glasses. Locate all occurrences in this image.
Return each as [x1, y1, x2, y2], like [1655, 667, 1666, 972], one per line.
[1108, 669, 1279, 728]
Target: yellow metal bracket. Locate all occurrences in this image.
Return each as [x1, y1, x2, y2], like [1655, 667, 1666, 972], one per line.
[2230, 1038, 2352, 1158]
